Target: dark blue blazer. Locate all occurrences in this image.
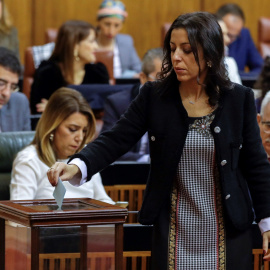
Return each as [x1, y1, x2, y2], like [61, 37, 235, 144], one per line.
[229, 28, 263, 75]
[71, 82, 270, 231]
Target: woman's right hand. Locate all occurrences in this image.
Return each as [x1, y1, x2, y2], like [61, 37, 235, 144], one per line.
[47, 162, 82, 186]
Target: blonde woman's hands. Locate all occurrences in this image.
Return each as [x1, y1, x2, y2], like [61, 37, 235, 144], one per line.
[47, 162, 82, 186]
[262, 230, 270, 260]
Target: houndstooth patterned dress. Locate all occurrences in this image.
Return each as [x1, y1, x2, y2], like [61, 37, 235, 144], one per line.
[168, 112, 225, 270]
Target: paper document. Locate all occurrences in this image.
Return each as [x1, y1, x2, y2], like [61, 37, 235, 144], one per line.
[53, 178, 66, 210]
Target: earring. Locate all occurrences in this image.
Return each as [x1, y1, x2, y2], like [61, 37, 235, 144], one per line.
[207, 61, 212, 68]
[49, 133, 54, 141]
[74, 51, 80, 61]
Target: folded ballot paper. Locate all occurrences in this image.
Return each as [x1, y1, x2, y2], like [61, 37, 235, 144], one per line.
[53, 178, 66, 210]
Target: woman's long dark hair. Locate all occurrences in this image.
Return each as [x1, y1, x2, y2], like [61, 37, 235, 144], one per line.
[254, 56, 270, 101]
[49, 20, 95, 84]
[157, 12, 232, 107]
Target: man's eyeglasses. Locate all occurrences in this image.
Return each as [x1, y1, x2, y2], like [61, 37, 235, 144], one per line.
[0, 78, 19, 93]
[261, 121, 270, 134]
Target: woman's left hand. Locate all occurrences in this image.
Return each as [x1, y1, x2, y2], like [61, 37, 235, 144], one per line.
[36, 98, 48, 112]
[262, 230, 270, 260]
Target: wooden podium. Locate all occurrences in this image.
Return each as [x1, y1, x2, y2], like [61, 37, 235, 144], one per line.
[0, 198, 128, 270]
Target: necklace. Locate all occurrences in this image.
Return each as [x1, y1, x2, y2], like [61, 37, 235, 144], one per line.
[187, 95, 202, 105]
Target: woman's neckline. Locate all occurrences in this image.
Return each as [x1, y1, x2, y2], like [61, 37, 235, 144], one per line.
[188, 106, 217, 119]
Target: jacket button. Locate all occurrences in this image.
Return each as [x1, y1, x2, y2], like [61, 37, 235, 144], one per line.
[239, 144, 242, 149]
[214, 126, 221, 133]
[225, 194, 231, 200]
[151, 136, 155, 141]
[221, 160, 227, 166]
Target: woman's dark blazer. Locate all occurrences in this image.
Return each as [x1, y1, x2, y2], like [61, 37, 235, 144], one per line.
[71, 81, 270, 231]
[30, 60, 109, 114]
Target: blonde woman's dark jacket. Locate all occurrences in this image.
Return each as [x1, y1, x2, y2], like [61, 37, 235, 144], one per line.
[70, 81, 270, 231]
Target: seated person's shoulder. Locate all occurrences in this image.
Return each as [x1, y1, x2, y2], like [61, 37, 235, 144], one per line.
[34, 60, 61, 78]
[15, 145, 39, 164]
[84, 62, 109, 83]
[116, 33, 134, 44]
[9, 92, 29, 105]
[85, 62, 107, 72]
[32, 42, 55, 68]
[241, 27, 252, 39]
[10, 26, 18, 35]
[225, 83, 254, 100]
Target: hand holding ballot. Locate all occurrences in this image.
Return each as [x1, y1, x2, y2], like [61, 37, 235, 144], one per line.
[53, 178, 66, 210]
[47, 163, 82, 186]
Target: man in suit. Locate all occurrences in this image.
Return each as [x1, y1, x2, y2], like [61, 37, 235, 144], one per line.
[101, 48, 163, 161]
[257, 91, 270, 159]
[0, 47, 31, 132]
[216, 3, 263, 76]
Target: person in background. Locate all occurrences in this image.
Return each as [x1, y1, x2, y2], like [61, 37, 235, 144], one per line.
[216, 3, 263, 76]
[257, 91, 270, 161]
[254, 56, 270, 113]
[257, 91, 270, 160]
[48, 12, 270, 269]
[0, 0, 19, 60]
[32, 42, 55, 69]
[96, 0, 141, 78]
[30, 20, 109, 114]
[217, 19, 242, 84]
[0, 47, 30, 132]
[101, 47, 163, 161]
[11, 87, 114, 204]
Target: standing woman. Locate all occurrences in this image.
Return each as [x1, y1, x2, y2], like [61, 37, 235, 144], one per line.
[96, 0, 141, 78]
[0, 0, 20, 60]
[30, 20, 109, 114]
[48, 12, 270, 269]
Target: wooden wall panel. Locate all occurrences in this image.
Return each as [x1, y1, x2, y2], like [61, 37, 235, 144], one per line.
[8, 0, 201, 64]
[6, 0, 270, 65]
[121, 0, 202, 58]
[32, 0, 101, 45]
[32, 0, 201, 59]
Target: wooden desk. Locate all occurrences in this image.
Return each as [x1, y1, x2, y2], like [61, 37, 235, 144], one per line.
[0, 198, 127, 270]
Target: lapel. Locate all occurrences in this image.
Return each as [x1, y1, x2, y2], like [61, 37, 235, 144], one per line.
[115, 35, 126, 69]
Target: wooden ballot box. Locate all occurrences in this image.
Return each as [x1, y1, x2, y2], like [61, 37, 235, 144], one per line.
[0, 198, 128, 270]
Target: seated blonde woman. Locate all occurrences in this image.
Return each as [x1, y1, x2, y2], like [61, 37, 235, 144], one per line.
[10, 87, 114, 204]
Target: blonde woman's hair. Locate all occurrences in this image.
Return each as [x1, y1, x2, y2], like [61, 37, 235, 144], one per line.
[0, 0, 13, 33]
[32, 87, 96, 167]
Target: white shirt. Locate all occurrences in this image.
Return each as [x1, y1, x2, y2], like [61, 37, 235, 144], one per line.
[113, 44, 122, 78]
[224, 56, 242, 85]
[10, 145, 114, 204]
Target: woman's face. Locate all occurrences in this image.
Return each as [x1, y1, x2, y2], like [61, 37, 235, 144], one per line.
[170, 28, 207, 84]
[98, 17, 123, 39]
[219, 20, 230, 46]
[53, 112, 89, 160]
[76, 29, 98, 63]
